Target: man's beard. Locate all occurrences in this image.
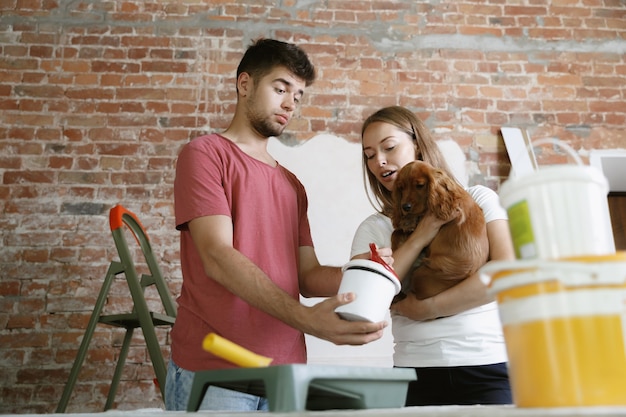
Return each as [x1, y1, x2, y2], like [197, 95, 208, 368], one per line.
[245, 92, 286, 138]
[250, 115, 284, 138]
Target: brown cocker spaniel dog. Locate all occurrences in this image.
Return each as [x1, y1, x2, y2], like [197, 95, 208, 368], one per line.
[391, 160, 489, 301]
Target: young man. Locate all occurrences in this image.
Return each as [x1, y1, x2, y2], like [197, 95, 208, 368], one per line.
[165, 38, 388, 411]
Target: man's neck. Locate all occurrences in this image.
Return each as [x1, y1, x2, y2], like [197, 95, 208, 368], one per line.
[221, 126, 276, 167]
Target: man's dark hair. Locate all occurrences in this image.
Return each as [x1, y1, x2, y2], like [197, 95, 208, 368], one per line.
[237, 38, 316, 87]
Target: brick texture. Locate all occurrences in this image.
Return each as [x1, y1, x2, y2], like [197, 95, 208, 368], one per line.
[1, 0, 625, 413]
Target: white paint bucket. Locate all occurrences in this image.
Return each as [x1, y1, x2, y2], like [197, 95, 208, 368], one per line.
[334, 259, 401, 323]
[500, 164, 614, 260]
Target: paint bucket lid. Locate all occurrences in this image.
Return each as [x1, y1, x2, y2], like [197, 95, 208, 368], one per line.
[342, 259, 401, 293]
[480, 252, 626, 295]
[500, 165, 608, 197]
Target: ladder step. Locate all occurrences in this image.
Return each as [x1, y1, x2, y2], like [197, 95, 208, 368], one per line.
[99, 312, 176, 328]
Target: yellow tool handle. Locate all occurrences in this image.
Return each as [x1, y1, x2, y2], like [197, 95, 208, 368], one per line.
[202, 333, 273, 368]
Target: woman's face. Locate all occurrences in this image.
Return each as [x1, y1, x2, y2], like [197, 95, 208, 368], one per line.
[362, 121, 418, 192]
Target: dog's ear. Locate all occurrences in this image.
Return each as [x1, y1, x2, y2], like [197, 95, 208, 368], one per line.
[428, 167, 463, 222]
[411, 162, 428, 192]
[391, 199, 403, 228]
[391, 162, 413, 227]
[390, 172, 405, 228]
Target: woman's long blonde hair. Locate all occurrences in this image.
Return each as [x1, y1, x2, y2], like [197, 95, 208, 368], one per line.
[361, 106, 456, 215]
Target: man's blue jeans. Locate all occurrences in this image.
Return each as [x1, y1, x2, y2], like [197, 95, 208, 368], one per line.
[164, 359, 269, 411]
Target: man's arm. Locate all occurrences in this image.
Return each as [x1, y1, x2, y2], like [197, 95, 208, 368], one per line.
[189, 215, 387, 345]
[297, 246, 343, 298]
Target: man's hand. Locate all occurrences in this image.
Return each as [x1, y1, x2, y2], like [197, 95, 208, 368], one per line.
[301, 293, 388, 345]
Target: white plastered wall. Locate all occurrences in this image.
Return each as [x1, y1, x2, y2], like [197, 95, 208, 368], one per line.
[267, 134, 468, 367]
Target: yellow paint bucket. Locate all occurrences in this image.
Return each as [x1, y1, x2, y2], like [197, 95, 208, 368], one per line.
[480, 254, 626, 407]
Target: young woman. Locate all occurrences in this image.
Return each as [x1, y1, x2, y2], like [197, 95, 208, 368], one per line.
[351, 106, 514, 406]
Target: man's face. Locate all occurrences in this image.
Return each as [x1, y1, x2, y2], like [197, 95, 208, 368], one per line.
[244, 67, 306, 138]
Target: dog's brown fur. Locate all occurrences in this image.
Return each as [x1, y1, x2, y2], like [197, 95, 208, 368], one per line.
[391, 161, 489, 301]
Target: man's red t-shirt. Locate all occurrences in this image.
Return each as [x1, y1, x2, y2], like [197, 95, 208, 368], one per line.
[172, 134, 313, 371]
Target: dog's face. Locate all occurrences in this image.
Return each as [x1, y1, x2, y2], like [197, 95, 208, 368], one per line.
[391, 161, 432, 232]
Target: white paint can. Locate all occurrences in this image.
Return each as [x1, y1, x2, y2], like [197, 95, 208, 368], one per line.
[499, 164, 615, 260]
[335, 259, 401, 323]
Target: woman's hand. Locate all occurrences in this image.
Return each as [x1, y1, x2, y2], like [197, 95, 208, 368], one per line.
[389, 212, 448, 280]
[351, 245, 394, 266]
[391, 294, 438, 321]
[372, 244, 394, 267]
[411, 212, 449, 244]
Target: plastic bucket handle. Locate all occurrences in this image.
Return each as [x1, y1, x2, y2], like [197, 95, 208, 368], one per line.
[531, 138, 584, 167]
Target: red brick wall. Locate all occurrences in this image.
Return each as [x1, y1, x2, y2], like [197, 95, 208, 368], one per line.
[1, 0, 625, 413]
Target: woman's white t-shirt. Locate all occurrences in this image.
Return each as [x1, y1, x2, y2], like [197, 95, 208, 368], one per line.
[350, 185, 508, 367]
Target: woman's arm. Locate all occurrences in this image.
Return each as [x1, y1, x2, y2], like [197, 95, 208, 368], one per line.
[351, 212, 446, 279]
[391, 218, 515, 320]
[388, 213, 448, 280]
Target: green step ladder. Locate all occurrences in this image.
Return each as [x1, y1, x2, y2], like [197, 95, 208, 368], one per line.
[56, 205, 177, 412]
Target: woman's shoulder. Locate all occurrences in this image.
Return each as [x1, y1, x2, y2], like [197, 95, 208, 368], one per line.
[352, 212, 393, 258]
[360, 212, 392, 228]
[356, 212, 393, 244]
[466, 185, 507, 222]
[466, 184, 497, 199]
